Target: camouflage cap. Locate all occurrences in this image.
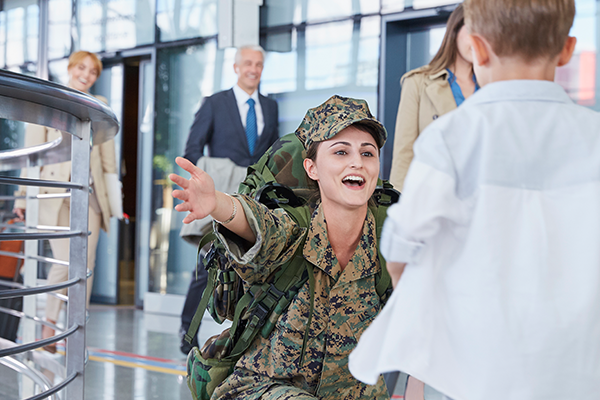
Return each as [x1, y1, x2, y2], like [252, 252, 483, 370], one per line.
[294, 95, 387, 150]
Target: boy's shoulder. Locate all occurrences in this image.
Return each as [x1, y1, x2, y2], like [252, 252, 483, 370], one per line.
[441, 80, 598, 126]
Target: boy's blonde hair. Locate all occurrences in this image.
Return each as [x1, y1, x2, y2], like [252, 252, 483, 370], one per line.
[68, 51, 103, 77]
[464, 0, 575, 61]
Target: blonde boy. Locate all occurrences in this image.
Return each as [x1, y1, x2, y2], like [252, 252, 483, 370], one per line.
[349, 1, 600, 399]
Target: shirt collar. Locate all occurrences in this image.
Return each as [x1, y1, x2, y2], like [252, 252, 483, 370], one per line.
[303, 204, 380, 284]
[466, 80, 573, 106]
[233, 84, 259, 106]
[429, 69, 450, 80]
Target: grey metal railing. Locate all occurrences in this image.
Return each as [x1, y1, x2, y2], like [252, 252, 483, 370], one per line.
[0, 68, 118, 399]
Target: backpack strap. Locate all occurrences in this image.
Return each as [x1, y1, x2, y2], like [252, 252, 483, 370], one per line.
[184, 231, 219, 344]
[229, 236, 308, 358]
[299, 263, 315, 367]
[185, 264, 217, 345]
[372, 183, 400, 303]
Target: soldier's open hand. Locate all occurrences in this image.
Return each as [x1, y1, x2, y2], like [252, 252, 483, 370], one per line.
[171, 157, 216, 224]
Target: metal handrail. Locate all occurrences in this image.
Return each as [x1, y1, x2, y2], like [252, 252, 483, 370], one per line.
[0, 356, 57, 400]
[0, 231, 84, 241]
[0, 249, 70, 266]
[27, 372, 78, 400]
[0, 176, 84, 190]
[0, 69, 118, 171]
[0, 277, 80, 299]
[0, 306, 63, 330]
[0, 66, 119, 400]
[0, 193, 71, 200]
[0, 323, 79, 357]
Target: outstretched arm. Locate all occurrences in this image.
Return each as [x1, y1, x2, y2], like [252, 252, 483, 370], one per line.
[170, 157, 256, 243]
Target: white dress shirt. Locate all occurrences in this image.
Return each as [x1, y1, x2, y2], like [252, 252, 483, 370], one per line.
[232, 84, 265, 136]
[349, 80, 600, 400]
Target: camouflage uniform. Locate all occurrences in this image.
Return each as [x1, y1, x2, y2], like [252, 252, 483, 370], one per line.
[212, 95, 390, 399]
[213, 198, 389, 400]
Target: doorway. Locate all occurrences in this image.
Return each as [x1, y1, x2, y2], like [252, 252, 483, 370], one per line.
[90, 52, 153, 306]
[379, 6, 455, 179]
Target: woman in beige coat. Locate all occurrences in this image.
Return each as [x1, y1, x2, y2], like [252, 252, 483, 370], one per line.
[389, 4, 478, 191]
[13, 51, 122, 352]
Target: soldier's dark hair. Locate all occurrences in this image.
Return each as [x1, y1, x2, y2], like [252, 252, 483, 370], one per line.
[305, 121, 380, 204]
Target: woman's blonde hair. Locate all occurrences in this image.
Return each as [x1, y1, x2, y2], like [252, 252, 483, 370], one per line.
[67, 51, 103, 77]
[420, 4, 465, 76]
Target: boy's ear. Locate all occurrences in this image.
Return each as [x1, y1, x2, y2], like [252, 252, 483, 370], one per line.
[557, 36, 577, 67]
[469, 34, 490, 67]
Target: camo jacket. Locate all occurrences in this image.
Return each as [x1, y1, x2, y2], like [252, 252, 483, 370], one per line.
[212, 194, 389, 400]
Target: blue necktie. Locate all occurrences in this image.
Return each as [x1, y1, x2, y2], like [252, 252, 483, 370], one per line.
[246, 98, 257, 155]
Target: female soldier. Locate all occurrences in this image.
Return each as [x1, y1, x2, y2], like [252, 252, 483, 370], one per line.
[171, 96, 390, 399]
[390, 4, 478, 191]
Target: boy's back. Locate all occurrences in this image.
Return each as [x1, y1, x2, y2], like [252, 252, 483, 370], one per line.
[349, 1, 600, 399]
[354, 79, 600, 400]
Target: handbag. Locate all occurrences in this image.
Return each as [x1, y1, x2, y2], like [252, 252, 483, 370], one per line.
[0, 218, 24, 342]
[0, 218, 23, 280]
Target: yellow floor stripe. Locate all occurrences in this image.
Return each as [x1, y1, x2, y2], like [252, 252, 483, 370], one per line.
[88, 355, 186, 376]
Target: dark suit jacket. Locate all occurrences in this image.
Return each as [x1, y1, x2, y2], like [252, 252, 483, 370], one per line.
[183, 88, 279, 167]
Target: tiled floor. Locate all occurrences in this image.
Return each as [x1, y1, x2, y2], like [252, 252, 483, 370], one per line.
[1, 304, 412, 399]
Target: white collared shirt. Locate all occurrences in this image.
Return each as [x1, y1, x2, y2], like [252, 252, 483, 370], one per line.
[232, 84, 265, 136]
[350, 80, 600, 400]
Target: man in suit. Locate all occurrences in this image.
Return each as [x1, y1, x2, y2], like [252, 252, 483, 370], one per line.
[183, 45, 279, 166]
[180, 45, 279, 354]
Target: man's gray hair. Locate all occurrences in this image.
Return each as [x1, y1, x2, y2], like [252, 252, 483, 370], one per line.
[234, 45, 266, 65]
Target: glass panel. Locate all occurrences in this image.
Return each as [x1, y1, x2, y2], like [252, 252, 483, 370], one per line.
[305, 20, 354, 90]
[556, 0, 598, 109]
[306, 0, 353, 22]
[0, 13, 6, 67]
[266, 17, 379, 136]
[4, 0, 38, 67]
[152, 41, 223, 295]
[0, 118, 26, 214]
[156, 0, 217, 42]
[75, 0, 155, 53]
[219, 47, 237, 91]
[137, 60, 155, 305]
[260, 0, 297, 27]
[381, 0, 406, 13]
[48, 0, 73, 59]
[357, 16, 381, 87]
[262, 0, 380, 27]
[413, 0, 459, 9]
[48, 58, 69, 85]
[261, 30, 298, 94]
[90, 64, 124, 304]
[429, 26, 446, 60]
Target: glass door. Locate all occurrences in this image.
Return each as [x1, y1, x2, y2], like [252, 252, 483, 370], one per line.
[379, 9, 450, 178]
[90, 63, 123, 305]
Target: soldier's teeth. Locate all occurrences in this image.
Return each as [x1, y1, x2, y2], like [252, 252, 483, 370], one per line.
[343, 176, 364, 183]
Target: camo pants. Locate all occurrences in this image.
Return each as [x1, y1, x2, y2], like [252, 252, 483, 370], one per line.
[261, 385, 317, 399]
[212, 368, 317, 400]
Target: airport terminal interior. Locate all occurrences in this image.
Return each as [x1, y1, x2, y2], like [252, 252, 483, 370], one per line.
[0, 0, 598, 398]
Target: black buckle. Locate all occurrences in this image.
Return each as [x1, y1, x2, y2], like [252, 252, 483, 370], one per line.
[254, 183, 304, 209]
[266, 284, 284, 302]
[372, 186, 401, 206]
[202, 244, 218, 270]
[249, 302, 270, 329]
